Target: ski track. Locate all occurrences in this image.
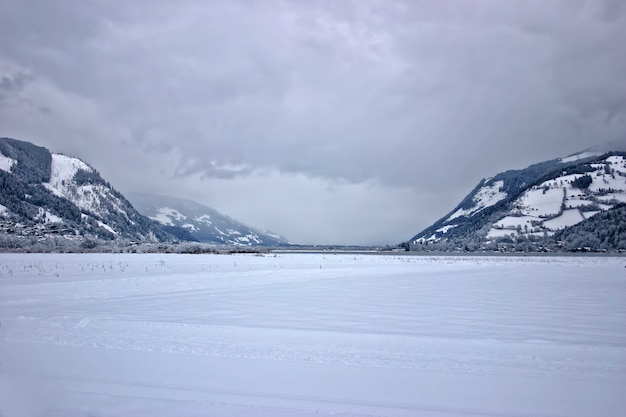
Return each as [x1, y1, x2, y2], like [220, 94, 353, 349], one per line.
[0, 253, 625, 417]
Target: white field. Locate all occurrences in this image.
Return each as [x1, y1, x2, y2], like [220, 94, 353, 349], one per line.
[486, 228, 516, 239]
[598, 193, 626, 204]
[518, 188, 563, 217]
[582, 210, 600, 220]
[0, 253, 625, 417]
[542, 209, 586, 231]
[493, 215, 535, 229]
[0, 154, 16, 173]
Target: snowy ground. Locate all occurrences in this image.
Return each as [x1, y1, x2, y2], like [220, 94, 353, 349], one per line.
[0, 253, 624, 417]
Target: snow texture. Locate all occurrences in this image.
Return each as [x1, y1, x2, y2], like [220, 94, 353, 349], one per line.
[96, 220, 117, 234]
[1, 253, 624, 417]
[194, 214, 212, 224]
[41, 154, 142, 236]
[182, 223, 198, 231]
[598, 193, 626, 204]
[435, 224, 458, 234]
[559, 151, 601, 163]
[494, 215, 536, 229]
[518, 188, 564, 217]
[41, 209, 63, 224]
[44, 154, 93, 198]
[0, 154, 16, 173]
[448, 180, 507, 221]
[543, 209, 586, 231]
[150, 207, 187, 226]
[486, 228, 516, 238]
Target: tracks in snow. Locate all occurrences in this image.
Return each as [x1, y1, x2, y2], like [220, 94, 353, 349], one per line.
[4, 315, 625, 382]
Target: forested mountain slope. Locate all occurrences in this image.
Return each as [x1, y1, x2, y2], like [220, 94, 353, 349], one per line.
[128, 192, 291, 246]
[408, 149, 626, 252]
[0, 137, 172, 247]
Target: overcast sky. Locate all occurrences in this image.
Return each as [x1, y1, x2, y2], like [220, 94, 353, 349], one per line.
[1, 0, 625, 245]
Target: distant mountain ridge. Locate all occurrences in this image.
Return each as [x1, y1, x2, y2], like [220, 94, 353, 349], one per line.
[127, 192, 291, 246]
[408, 147, 626, 252]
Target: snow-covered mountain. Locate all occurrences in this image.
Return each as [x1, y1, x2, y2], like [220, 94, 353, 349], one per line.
[0, 137, 171, 245]
[127, 192, 291, 246]
[409, 148, 626, 252]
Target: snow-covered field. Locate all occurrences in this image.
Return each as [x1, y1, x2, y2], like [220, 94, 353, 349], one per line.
[0, 253, 624, 417]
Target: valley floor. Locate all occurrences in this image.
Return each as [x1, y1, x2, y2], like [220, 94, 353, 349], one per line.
[0, 253, 624, 416]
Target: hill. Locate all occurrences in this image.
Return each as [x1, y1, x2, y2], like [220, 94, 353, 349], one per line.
[407, 149, 626, 252]
[0, 137, 171, 249]
[127, 192, 291, 246]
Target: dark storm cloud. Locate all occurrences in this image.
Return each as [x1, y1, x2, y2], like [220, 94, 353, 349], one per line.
[0, 0, 624, 244]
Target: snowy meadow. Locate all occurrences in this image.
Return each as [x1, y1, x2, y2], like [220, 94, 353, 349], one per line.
[0, 253, 624, 417]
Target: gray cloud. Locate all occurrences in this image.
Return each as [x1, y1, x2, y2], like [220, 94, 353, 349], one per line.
[0, 0, 624, 244]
